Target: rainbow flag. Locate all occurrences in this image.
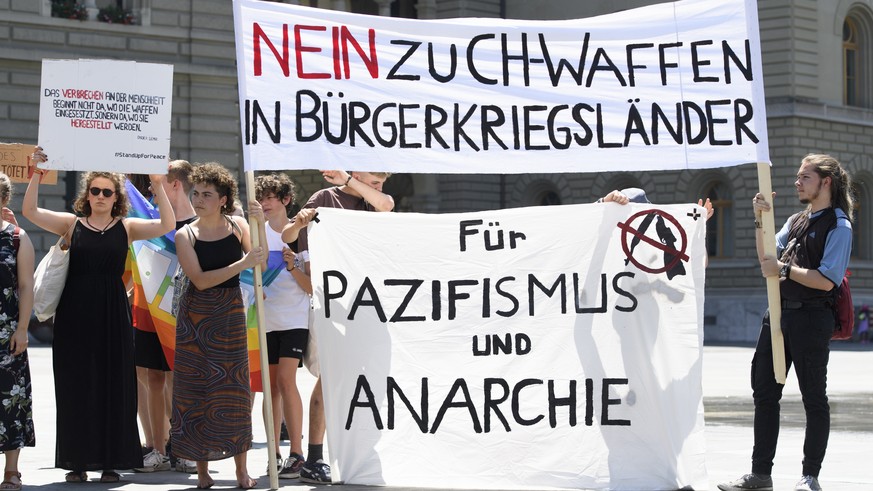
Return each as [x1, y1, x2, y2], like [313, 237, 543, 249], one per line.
[125, 181, 283, 391]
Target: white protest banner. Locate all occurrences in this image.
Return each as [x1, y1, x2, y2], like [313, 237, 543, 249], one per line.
[234, 0, 768, 173]
[38, 59, 173, 174]
[308, 203, 709, 490]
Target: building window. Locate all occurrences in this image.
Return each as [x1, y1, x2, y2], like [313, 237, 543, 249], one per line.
[703, 181, 733, 258]
[844, 18, 860, 106]
[536, 190, 562, 206]
[843, 9, 873, 108]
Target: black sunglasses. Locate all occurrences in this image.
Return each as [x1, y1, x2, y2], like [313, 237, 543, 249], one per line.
[89, 187, 115, 198]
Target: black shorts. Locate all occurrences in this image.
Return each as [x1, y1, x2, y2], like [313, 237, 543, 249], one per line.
[134, 329, 171, 371]
[266, 329, 309, 364]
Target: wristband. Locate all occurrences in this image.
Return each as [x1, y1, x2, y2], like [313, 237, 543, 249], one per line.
[754, 219, 762, 229]
[345, 175, 353, 185]
[286, 264, 296, 272]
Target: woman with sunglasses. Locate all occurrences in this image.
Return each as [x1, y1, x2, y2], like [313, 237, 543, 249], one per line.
[23, 147, 175, 484]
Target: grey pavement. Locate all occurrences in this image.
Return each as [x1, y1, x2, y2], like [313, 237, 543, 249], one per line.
[14, 342, 873, 491]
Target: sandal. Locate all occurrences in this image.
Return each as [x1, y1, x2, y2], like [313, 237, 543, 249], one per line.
[0, 471, 21, 491]
[99, 471, 121, 483]
[65, 471, 87, 483]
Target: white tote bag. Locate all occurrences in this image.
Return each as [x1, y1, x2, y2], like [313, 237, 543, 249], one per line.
[32, 221, 75, 321]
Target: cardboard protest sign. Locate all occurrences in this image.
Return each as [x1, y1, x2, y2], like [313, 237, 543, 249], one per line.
[308, 203, 709, 490]
[38, 59, 173, 174]
[0, 143, 58, 184]
[233, 0, 769, 173]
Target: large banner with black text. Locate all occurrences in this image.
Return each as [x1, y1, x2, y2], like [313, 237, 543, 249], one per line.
[234, 0, 769, 173]
[308, 203, 709, 490]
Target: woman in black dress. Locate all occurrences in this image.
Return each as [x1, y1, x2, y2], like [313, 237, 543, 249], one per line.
[23, 147, 175, 483]
[0, 172, 35, 491]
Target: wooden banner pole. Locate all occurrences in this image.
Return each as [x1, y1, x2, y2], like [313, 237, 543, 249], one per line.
[757, 162, 786, 385]
[245, 171, 280, 489]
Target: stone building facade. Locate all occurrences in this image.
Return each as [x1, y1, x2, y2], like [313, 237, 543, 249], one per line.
[1, 0, 871, 342]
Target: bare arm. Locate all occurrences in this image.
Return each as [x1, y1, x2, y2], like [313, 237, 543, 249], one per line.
[246, 201, 269, 272]
[347, 177, 394, 211]
[126, 174, 175, 243]
[281, 208, 317, 244]
[10, 230, 35, 356]
[754, 192, 834, 292]
[752, 192, 772, 261]
[22, 148, 77, 236]
[176, 222, 265, 291]
[322, 170, 395, 212]
[283, 248, 312, 295]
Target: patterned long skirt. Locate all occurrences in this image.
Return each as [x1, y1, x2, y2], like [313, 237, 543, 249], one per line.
[170, 286, 252, 461]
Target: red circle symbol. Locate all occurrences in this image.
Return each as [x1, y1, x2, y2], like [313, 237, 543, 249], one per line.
[616, 209, 689, 274]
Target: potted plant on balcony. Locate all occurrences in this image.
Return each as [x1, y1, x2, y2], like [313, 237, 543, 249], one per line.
[51, 0, 88, 21]
[97, 4, 135, 25]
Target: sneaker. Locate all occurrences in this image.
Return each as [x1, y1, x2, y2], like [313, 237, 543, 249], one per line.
[175, 457, 197, 474]
[266, 453, 282, 474]
[795, 475, 822, 491]
[299, 459, 331, 484]
[134, 449, 171, 473]
[279, 453, 305, 479]
[717, 473, 773, 491]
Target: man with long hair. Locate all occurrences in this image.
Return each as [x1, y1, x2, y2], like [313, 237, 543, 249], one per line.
[720, 155, 854, 491]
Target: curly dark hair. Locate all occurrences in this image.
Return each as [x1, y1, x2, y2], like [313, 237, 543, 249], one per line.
[191, 162, 238, 215]
[255, 173, 296, 216]
[0, 173, 12, 206]
[73, 172, 129, 217]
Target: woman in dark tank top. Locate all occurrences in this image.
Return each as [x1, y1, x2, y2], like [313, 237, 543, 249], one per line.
[169, 163, 266, 490]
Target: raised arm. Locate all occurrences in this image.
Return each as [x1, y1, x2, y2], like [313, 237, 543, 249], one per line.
[281, 208, 317, 244]
[22, 147, 77, 236]
[322, 170, 394, 212]
[125, 174, 176, 243]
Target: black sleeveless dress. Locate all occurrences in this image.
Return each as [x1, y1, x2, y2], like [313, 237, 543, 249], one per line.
[53, 220, 143, 471]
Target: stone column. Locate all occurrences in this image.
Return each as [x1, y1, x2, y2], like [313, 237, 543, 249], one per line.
[374, 0, 392, 16]
[416, 0, 438, 19]
[83, 0, 99, 21]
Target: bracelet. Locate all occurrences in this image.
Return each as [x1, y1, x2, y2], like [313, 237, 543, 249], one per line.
[345, 175, 352, 185]
[754, 219, 762, 229]
[286, 264, 296, 272]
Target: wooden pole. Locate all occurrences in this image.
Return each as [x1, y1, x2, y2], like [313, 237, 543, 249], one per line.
[756, 162, 786, 385]
[245, 171, 279, 489]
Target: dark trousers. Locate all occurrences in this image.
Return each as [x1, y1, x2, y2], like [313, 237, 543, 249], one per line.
[751, 307, 833, 477]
